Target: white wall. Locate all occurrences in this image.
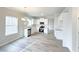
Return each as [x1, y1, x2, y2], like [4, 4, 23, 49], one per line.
[76, 8, 79, 51]
[72, 8, 79, 52]
[0, 8, 26, 46]
[48, 18, 54, 32]
[63, 8, 72, 51]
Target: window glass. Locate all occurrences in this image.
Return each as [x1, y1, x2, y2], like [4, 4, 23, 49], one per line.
[5, 16, 18, 35]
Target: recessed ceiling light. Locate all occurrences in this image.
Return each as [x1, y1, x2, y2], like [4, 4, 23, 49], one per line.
[21, 18, 26, 21]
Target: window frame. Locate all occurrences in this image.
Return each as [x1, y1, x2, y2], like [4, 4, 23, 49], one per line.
[5, 16, 18, 36]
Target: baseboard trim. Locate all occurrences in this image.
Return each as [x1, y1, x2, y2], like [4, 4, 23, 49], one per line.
[0, 36, 23, 47]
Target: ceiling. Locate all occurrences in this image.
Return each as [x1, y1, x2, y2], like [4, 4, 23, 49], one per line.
[7, 7, 65, 19]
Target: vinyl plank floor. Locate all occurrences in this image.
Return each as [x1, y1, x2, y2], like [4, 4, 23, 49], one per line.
[0, 33, 70, 52]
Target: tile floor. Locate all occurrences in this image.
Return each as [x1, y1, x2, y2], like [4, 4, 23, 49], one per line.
[0, 32, 70, 52]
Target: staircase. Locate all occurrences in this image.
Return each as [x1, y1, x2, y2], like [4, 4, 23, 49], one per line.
[46, 31, 70, 52]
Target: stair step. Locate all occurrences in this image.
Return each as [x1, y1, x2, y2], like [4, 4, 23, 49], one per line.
[53, 39, 63, 47]
[63, 47, 70, 52]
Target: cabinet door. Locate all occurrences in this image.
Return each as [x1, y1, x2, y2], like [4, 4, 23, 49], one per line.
[24, 29, 28, 37]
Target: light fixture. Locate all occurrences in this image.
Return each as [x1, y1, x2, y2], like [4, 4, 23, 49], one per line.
[21, 18, 26, 21]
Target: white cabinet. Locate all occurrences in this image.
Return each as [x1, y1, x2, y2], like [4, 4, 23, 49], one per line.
[24, 29, 28, 37]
